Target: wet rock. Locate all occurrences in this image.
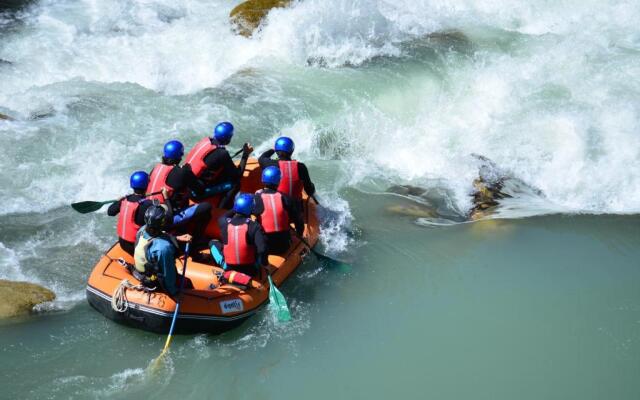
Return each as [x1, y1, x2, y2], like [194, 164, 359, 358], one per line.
[403, 30, 474, 56]
[230, 0, 292, 37]
[0, 112, 14, 121]
[0, 59, 12, 65]
[29, 110, 55, 120]
[386, 204, 436, 219]
[385, 155, 522, 222]
[386, 185, 428, 197]
[0, 279, 56, 319]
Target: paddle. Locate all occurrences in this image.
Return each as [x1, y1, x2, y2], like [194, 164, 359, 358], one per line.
[149, 242, 191, 370]
[231, 148, 244, 159]
[71, 190, 162, 214]
[267, 274, 291, 322]
[292, 229, 351, 273]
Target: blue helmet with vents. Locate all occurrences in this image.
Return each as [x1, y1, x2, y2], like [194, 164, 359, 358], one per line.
[213, 122, 234, 145]
[233, 193, 254, 216]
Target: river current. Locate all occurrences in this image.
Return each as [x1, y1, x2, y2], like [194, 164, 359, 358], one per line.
[1, 1, 639, 399]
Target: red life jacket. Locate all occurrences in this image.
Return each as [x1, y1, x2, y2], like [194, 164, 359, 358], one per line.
[256, 190, 289, 233]
[116, 198, 141, 243]
[184, 137, 221, 183]
[223, 219, 256, 265]
[147, 164, 174, 203]
[277, 160, 303, 200]
[146, 163, 188, 208]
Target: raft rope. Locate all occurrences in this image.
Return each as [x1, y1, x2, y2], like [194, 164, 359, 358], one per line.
[111, 279, 144, 313]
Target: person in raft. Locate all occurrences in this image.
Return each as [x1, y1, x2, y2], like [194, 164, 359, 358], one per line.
[183, 121, 253, 207]
[253, 166, 304, 255]
[133, 204, 192, 296]
[258, 136, 316, 208]
[107, 171, 155, 256]
[146, 140, 212, 247]
[209, 193, 268, 278]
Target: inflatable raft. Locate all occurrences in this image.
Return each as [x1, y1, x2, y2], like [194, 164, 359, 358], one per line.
[86, 159, 319, 334]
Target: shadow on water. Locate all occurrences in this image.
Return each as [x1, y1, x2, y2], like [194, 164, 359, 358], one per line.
[0, 0, 36, 34]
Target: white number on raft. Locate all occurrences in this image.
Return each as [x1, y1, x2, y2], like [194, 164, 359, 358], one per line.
[220, 299, 244, 314]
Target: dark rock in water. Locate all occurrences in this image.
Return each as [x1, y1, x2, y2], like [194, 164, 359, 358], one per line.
[29, 109, 55, 120]
[0, 279, 56, 319]
[0, 112, 13, 121]
[0, 59, 12, 65]
[230, 0, 292, 37]
[403, 30, 474, 56]
[386, 204, 436, 218]
[386, 185, 428, 197]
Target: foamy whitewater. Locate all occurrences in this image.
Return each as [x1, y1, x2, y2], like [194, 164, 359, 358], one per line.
[1, 1, 640, 399]
[1, 0, 639, 216]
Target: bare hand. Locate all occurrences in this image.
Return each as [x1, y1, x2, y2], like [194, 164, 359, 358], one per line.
[161, 187, 169, 200]
[176, 234, 192, 243]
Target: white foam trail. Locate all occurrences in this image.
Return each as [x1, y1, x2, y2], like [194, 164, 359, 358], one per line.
[316, 193, 353, 254]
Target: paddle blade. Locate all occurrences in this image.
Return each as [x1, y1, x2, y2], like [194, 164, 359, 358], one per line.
[313, 251, 352, 273]
[268, 276, 291, 322]
[70, 200, 115, 214]
[147, 351, 168, 373]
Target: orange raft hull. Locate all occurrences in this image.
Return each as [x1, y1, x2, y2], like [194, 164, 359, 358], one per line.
[86, 159, 319, 334]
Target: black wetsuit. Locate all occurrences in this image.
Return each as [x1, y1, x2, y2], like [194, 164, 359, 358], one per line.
[201, 139, 251, 208]
[253, 187, 304, 255]
[210, 210, 267, 277]
[258, 149, 316, 197]
[155, 163, 212, 241]
[202, 139, 243, 185]
[107, 194, 153, 255]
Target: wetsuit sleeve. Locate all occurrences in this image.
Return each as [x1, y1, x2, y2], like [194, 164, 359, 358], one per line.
[250, 222, 268, 266]
[183, 165, 205, 195]
[253, 193, 264, 216]
[284, 195, 304, 236]
[204, 149, 241, 184]
[151, 241, 178, 296]
[107, 199, 121, 216]
[258, 149, 276, 169]
[298, 162, 316, 196]
[217, 210, 234, 243]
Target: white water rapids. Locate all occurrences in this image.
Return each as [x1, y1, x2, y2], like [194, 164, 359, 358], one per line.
[1, 0, 639, 217]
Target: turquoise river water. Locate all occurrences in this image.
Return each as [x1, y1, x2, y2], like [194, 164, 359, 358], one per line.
[1, 1, 639, 399]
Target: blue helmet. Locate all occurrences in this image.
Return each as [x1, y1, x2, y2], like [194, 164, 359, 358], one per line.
[261, 166, 281, 185]
[274, 136, 294, 154]
[129, 171, 149, 191]
[163, 140, 184, 160]
[213, 122, 234, 144]
[233, 193, 254, 216]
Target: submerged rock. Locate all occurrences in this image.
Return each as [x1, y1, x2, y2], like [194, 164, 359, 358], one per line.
[230, 0, 292, 37]
[386, 185, 428, 197]
[0, 279, 56, 319]
[386, 204, 436, 219]
[0, 112, 14, 121]
[385, 155, 515, 222]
